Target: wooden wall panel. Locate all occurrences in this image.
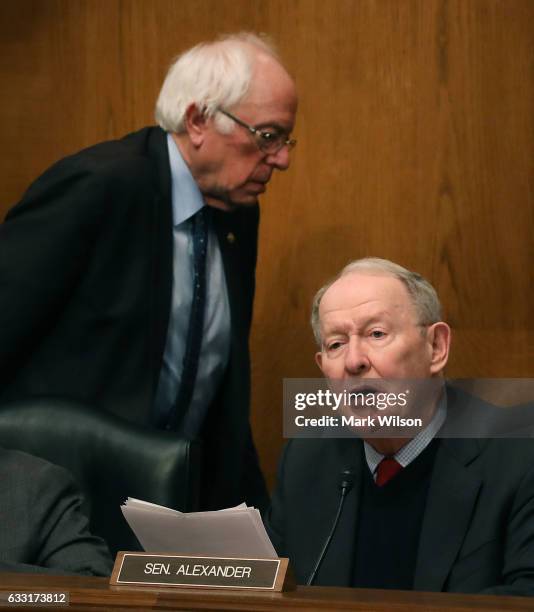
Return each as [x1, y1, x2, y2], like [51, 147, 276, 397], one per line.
[1, 0, 532, 490]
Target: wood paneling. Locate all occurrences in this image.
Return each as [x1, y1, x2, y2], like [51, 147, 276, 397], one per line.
[1, 0, 532, 490]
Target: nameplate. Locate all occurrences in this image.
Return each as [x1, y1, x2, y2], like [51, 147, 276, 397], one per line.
[110, 552, 293, 591]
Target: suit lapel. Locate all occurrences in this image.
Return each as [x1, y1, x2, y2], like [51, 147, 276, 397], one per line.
[200, 206, 258, 507]
[147, 128, 173, 399]
[212, 210, 242, 337]
[414, 437, 483, 591]
[211, 207, 258, 338]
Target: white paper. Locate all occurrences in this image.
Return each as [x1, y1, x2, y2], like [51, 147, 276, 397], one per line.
[121, 498, 277, 559]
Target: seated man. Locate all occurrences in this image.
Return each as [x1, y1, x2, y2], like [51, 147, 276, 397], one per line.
[0, 447, 112, 575]
[265, 257, 534, 596]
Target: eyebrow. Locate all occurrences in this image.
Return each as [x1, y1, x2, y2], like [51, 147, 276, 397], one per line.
[323, 313, 392, 335]
[254, 122, 291, 133]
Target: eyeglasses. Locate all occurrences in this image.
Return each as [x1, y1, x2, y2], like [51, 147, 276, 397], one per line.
[217, 108, 296, 155]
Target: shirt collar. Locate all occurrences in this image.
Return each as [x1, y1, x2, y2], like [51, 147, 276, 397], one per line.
[364, 395, 447, 476]
[166, 132, 205, 226]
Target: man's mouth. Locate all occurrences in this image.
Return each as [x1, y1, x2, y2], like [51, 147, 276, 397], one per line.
[348, 383, 381, 396]
[344, 383, 386, 413]
[249, 182, 266, 193]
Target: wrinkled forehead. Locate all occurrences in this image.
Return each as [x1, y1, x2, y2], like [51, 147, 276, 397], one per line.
[319, 272, 417, 323]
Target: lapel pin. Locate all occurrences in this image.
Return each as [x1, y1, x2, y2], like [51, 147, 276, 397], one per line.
[226, 232, 236, 244]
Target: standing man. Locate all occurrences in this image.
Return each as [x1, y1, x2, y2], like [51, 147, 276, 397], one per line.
[0, 33, 298, 511]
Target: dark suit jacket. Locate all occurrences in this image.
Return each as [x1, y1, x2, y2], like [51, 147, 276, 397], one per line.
[0, 447, 112, 575]
[265, 389, 534, 596]
[0, 126, 267, 511]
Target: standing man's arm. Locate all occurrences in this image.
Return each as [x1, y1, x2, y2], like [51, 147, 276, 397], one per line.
[0, 159, 107, 389]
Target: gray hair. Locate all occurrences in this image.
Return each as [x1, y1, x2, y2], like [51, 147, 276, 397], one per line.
[155, 32, 280, 134]
[311, 257, 443, 346]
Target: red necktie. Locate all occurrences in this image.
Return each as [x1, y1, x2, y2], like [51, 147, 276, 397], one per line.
[376, 457, 403, 486]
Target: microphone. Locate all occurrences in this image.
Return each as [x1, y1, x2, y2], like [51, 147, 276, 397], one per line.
[306, 468, 355, 586]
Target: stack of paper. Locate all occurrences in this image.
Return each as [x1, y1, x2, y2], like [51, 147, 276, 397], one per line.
[121, 499, 278, 558]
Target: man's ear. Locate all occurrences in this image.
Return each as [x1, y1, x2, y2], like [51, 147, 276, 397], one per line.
[315, 351, 324, 372]
[183, 103, 208, 146]
[427, 322, 451, 375]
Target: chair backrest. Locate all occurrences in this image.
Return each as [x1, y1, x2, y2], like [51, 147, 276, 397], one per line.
[0, 397, 201, 556]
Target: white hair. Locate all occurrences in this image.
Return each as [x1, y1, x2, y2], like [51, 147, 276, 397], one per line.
[311, 257, 443, 346]
[155, 32, 280, 134]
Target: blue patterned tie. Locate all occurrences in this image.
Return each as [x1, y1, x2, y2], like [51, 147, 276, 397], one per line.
[166, 207, 208, 430]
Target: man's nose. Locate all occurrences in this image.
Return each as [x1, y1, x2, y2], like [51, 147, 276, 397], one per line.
[265, 145, 291, 170]
[344, 337, 370, 375]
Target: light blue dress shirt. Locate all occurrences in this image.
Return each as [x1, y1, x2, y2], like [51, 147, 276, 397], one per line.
[153, 134, 231, 438]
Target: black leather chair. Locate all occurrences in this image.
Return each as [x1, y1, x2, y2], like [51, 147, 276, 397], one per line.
[0, 398, 201, 556]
